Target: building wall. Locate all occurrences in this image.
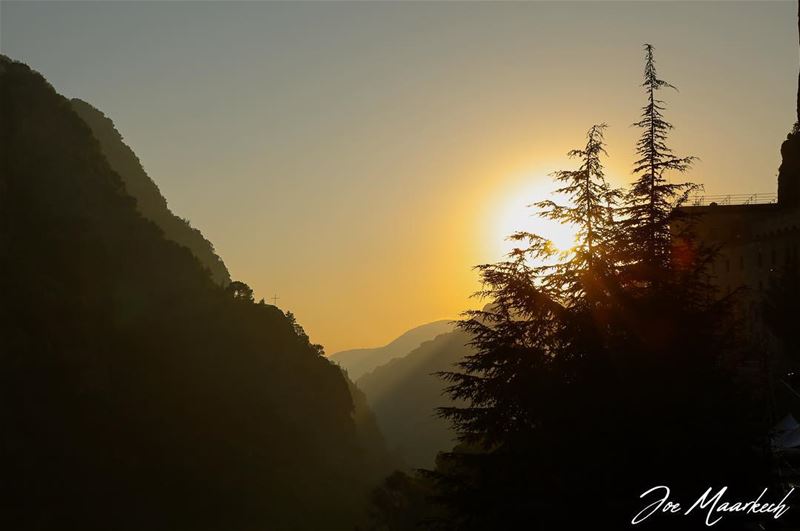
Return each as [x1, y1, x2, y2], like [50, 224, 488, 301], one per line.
[679, 203, 800, 344]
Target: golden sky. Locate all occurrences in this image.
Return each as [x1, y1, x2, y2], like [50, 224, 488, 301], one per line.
[3, 1, 797, 353]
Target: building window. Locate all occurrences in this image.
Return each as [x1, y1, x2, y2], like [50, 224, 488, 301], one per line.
[757, 253, 763, 268]
[725, 259, 730, 273]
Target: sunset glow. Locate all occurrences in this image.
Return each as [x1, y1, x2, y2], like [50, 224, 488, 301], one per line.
[493, 175, 580, 259]
[4, 1, 799, 525]
[5, 1, 794, 353]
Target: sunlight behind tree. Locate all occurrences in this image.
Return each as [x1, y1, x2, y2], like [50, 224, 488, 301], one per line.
[493, 177, 580, 259]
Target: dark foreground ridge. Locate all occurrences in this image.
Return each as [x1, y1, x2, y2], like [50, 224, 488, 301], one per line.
[0, 55, 391, 531]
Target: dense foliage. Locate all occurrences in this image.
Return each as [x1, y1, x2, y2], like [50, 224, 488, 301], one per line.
[0, 55, 390, 531]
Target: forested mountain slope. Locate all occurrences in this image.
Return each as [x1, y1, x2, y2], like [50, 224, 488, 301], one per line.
[0, 55, 389, 531]
[332, 320, 454, 380]
[356, 329, 472, 468]
[70, 98, 230, 285]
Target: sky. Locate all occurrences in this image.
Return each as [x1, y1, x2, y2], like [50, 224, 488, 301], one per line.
[1, 0, 797, 353]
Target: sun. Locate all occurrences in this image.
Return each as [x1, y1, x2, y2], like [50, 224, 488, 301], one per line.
[492, 177, 580, 259]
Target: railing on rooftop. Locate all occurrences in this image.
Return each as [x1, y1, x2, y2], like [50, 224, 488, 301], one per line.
[688, 193, 777, 207]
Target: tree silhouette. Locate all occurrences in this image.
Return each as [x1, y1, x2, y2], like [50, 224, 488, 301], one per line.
[622, 44, 698, 277]
[225, 280, 255, 302]
[437, 124, 619, 452]
[424, 75, 766, 530]
[534, 123, 620, 303]
[430, 125, 626, 530]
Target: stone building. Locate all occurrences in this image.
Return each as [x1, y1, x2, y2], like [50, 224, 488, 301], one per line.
[676, 132, 800, 376]
[682, 198, 799, 302]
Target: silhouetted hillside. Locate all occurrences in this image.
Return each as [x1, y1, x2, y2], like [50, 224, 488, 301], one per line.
[70, 98, 230, 285]
[332, 320, 454, 380]
[356, 329, 472, 468]
[344, 371, 404, 472]
[0, 55, 390, 530]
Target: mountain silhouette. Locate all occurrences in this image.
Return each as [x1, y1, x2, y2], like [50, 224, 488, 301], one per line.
[70, 98, 230, 285]
[0, 55, 391, 531]
[356, 328, 472, 468]
[331, 320, 454, 380]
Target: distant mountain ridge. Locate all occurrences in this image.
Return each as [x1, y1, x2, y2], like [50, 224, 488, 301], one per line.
[356, 328, 472, 469]
[331, 320, 454, 379]
[70, 98, 230, 285]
